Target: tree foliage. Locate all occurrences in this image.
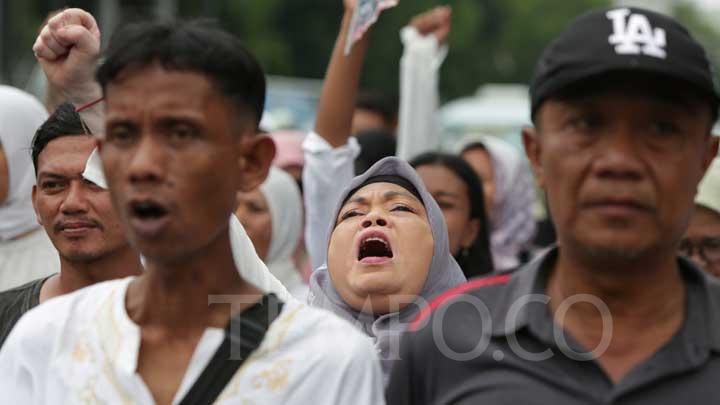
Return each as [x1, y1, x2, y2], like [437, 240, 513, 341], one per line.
[5, 0, 720, 103]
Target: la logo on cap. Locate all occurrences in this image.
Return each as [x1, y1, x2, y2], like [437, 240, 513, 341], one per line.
[607, 8, 666, 59]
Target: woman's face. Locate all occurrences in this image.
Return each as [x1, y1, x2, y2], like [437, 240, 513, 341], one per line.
[235, 189, 272, 260]
[416, 164, 480, 256]
[462, 147, 495, 219]
[327, 182, 434, 314]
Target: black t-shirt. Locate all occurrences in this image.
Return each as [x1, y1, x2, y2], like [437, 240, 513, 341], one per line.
[0, 276, 51, 349]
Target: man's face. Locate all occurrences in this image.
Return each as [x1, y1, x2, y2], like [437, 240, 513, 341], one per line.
[99, 65, 272, 263]
[681, 205, 720, 278]
[524, 78, 718, 264]
[32, 136, 128, 262]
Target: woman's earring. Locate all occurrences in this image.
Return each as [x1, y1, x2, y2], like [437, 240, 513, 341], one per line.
[461, 247, 470, 258]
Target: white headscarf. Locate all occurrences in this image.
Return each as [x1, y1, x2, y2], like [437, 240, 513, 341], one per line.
[259, 167, 306, 298]
[83, 149, 293, 302]
[461, 136, 537, 271]
[0, 86, 48, 241]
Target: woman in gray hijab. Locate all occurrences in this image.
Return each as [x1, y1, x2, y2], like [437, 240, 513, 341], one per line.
[309, 156, 466, 379]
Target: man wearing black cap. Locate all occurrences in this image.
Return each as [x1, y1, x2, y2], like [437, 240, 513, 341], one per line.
[386, 7, 720, 404]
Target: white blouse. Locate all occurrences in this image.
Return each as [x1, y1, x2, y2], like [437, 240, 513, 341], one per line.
[0, 277, 384, 404]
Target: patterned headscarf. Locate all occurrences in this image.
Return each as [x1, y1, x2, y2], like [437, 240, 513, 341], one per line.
[461, 136, 537, 271]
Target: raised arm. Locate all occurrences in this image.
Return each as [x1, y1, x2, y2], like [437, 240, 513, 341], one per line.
[33, 8, 103, 135]
[396, 6, 451, 161]
[303, 1, 378, 271]
[314, 0, 371, 148]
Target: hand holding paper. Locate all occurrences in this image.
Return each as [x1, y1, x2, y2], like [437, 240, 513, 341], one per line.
[344, 0, 399, 55]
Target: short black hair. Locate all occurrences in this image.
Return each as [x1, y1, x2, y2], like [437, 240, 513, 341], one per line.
[96, 19, 266, 126]
[410, 152, 495, 278]
[355, 90, 398, 128]
[31, 102, 88, 174]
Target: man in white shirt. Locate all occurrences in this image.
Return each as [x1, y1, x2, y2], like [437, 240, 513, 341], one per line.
[0, 8, 383, 404]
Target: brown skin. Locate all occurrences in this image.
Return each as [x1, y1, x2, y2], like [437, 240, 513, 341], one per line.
[32, 135, 142, 302]
[235, 188, 272, 260]
[328, 182, 434, 314]
[0, 144, 7, 203]
[99, 64, 274, 404]
[314, 3, 370, 148]
[683, 205, 720, 278]
[523, 78, 718, 384]
[415, 164, 480, 255]
[461, 147, 495, 220]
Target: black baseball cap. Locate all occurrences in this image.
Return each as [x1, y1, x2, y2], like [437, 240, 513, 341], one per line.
[530, 6, 720, 118]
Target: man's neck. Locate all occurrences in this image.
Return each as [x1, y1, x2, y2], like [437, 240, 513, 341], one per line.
[126, 231, 263, 333]
[547, 245, 686, 383]
[548, 246, 685, 322]
[40, 246, 143, 303]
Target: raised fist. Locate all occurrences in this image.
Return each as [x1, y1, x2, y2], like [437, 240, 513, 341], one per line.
[33, 8, 101, 103]
[409, 5, 452, 44]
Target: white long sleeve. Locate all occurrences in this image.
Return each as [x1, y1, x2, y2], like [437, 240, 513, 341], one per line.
[302, 132, 361, 271]
[396, 26, 448, 161]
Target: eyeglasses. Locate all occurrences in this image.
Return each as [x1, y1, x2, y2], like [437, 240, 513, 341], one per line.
[679, 237, 720, 265]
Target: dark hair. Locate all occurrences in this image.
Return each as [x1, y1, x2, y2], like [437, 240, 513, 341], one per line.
[354, 128, 396, 174]
[355, 90, 398, 129]
[31, 103, 88, 174]
[410, 152, 494, 277]
[96, 19, 266, 126]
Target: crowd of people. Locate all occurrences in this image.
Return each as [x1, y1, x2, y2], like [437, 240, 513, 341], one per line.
[0, 1, 718, 404]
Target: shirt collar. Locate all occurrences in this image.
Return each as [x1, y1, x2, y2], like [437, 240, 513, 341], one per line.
[490, 247, 720, 353]
[489, 247, 555, 338]
[678, 257, 720, 353]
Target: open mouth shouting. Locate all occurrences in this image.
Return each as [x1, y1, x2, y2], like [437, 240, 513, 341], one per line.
[357, 229, 394, 265]
[128, 199, 170, 238]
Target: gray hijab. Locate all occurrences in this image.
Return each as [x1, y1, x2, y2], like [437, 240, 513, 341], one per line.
[308, 157, 466, 378]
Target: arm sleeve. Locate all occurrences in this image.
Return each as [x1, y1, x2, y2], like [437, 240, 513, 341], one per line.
[335, 336, 386, 405]
[396, 26, 448, 161]
[0, 322, 39, 403]
[302, 131, 361, 271]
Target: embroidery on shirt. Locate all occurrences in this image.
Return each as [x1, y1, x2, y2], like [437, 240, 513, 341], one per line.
[216, 305, 303, 401]
[251, 358, 293, 391]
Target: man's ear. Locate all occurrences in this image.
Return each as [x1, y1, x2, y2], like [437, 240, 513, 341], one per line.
[236, 133, 276, 193]
[522, 126, 545, 189]
[31, 185, 43, 226]
[701, 134, 719, 174]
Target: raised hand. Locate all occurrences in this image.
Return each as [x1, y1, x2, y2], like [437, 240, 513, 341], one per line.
[409, 5, 452, 44]
[33, 8, 102, 104]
